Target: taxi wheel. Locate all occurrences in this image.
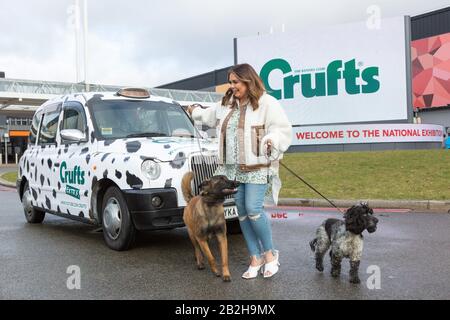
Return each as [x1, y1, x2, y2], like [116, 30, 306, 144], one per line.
[226, 219, 242, 235]
[101, 186, 136, 251]
[22, 182, 45, 223]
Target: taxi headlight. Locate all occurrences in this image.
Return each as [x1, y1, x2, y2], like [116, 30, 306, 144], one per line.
[141, 160, 161, 180]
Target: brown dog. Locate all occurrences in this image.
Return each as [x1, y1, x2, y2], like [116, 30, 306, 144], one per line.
[181, 172, 239, 282]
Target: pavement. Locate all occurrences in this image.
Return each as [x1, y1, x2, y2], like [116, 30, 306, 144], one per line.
[1, 184, 450, 299]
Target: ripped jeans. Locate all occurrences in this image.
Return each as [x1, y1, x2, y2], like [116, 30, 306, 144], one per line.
[235, 183, 275, 259]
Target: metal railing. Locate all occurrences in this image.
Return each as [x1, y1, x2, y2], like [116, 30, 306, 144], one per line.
[0, 78, 224, 103]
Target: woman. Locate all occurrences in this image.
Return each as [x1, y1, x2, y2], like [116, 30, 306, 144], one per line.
[187, 63, 292, 279]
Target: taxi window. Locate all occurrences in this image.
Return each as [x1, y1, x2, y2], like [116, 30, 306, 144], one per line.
[29, 110, 43, 145]
[38, 111, 60, 145]
[62, 105, 86, 132]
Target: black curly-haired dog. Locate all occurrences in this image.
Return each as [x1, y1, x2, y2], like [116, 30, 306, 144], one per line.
[309, 203, 378, 284]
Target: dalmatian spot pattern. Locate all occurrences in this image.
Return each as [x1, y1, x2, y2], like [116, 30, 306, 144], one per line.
[80, 147, 89, 155]
[84, 190, 88, 197]
[45, 196, 51, 210]
[31, 188, 38, 201]
[104, 139, 115, 147]
[26, 161, 29, 174]
[58, 181, 61, 190]
[52, 190, 56, 198]
[124, 157, 130, 162]
[126, 141, 141, 153]
[111, 158, 115, 164]
[85, 94, 104, 108]
[126, 171, 143, 189]
[47, 178, 51, 186]
[164, 178, 172, 188]
[40, 174, 45, 187]
[91, 132, 95, 143]
[169, 152, 186, 169]
[103, 170, 108, 179]
[57, 205, 61, 213]
[47, 158, 52, 169]
[86, 154, 91, 164]
[115, 170, 122, 179]
[164, 144, 171, 149]
[101, 153, 110, 162]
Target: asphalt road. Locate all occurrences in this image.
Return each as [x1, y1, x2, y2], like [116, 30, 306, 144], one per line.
[1, 185, 449, 300]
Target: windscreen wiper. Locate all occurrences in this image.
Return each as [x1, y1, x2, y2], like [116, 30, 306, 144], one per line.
[126, 132, 168, 138]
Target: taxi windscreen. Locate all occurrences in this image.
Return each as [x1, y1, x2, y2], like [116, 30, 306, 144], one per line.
[89, 100, 198, 139]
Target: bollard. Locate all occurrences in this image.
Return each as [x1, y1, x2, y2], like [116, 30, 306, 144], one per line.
[0, 153, 2, 165]
[15, 153, 18, 164]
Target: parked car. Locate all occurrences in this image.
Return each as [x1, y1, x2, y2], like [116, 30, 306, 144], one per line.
[16, 88, 239, 250]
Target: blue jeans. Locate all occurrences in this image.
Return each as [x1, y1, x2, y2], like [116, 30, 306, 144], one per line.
[235, 183, 275, 258]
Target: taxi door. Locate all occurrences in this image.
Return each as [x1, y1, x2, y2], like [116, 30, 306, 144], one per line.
[55, 101, 91, 218]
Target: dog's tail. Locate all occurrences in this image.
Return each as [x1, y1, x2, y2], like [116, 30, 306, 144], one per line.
[309, 238, 317, 252]
[181, 171, 194, 202]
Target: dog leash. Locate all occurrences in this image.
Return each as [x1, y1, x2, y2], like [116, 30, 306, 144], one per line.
[188, 103, 344, 214]
[267, 145, 344, 214]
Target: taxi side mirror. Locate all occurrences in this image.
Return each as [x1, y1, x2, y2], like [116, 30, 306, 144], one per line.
[60, 129, 87, 143]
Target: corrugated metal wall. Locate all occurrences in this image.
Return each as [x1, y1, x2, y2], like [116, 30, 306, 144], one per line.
[411, 6, 450, 40]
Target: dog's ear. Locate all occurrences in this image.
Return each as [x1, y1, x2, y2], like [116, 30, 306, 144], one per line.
[345, 206, 366, 234]
[199, 179, 211, 195]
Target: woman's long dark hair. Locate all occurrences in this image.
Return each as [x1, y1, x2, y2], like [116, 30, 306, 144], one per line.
[222, 63, 266, 110]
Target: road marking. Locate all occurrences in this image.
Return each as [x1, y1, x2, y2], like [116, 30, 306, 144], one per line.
[0, 186, 16, 193]
[266, 205, 411, 213]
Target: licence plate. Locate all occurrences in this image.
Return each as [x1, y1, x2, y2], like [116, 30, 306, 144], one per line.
[224, 206, 238, 219]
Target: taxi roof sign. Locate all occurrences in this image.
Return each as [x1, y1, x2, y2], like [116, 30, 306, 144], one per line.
[116, 88, 150, 99]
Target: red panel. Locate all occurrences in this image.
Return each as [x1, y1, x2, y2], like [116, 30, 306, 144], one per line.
[412, 32, 450, 109]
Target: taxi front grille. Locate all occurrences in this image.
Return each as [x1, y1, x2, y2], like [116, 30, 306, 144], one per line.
[190, 154, 219, 196]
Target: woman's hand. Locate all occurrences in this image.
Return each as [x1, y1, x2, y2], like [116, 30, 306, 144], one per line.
[264, 139, 273, 156]
[186, 105, 195, 115]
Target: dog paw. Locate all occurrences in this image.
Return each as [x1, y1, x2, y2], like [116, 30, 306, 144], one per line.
[331, 270, 341, 278]
[222, 275, 231, 282]
[349, 277, 361, 284]
[197, 264, 205, 270]
[315, 264, 324, 272]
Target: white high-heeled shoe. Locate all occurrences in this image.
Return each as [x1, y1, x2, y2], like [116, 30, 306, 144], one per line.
[242, 261, 265, 279]
[263, 250, 280, 278]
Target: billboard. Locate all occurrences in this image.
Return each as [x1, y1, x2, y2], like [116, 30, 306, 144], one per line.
[412, 32, 450, 109]
[237, 16, 410, 126]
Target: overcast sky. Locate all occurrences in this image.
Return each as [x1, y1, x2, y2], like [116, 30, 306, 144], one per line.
[0, 0, 448, 87]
